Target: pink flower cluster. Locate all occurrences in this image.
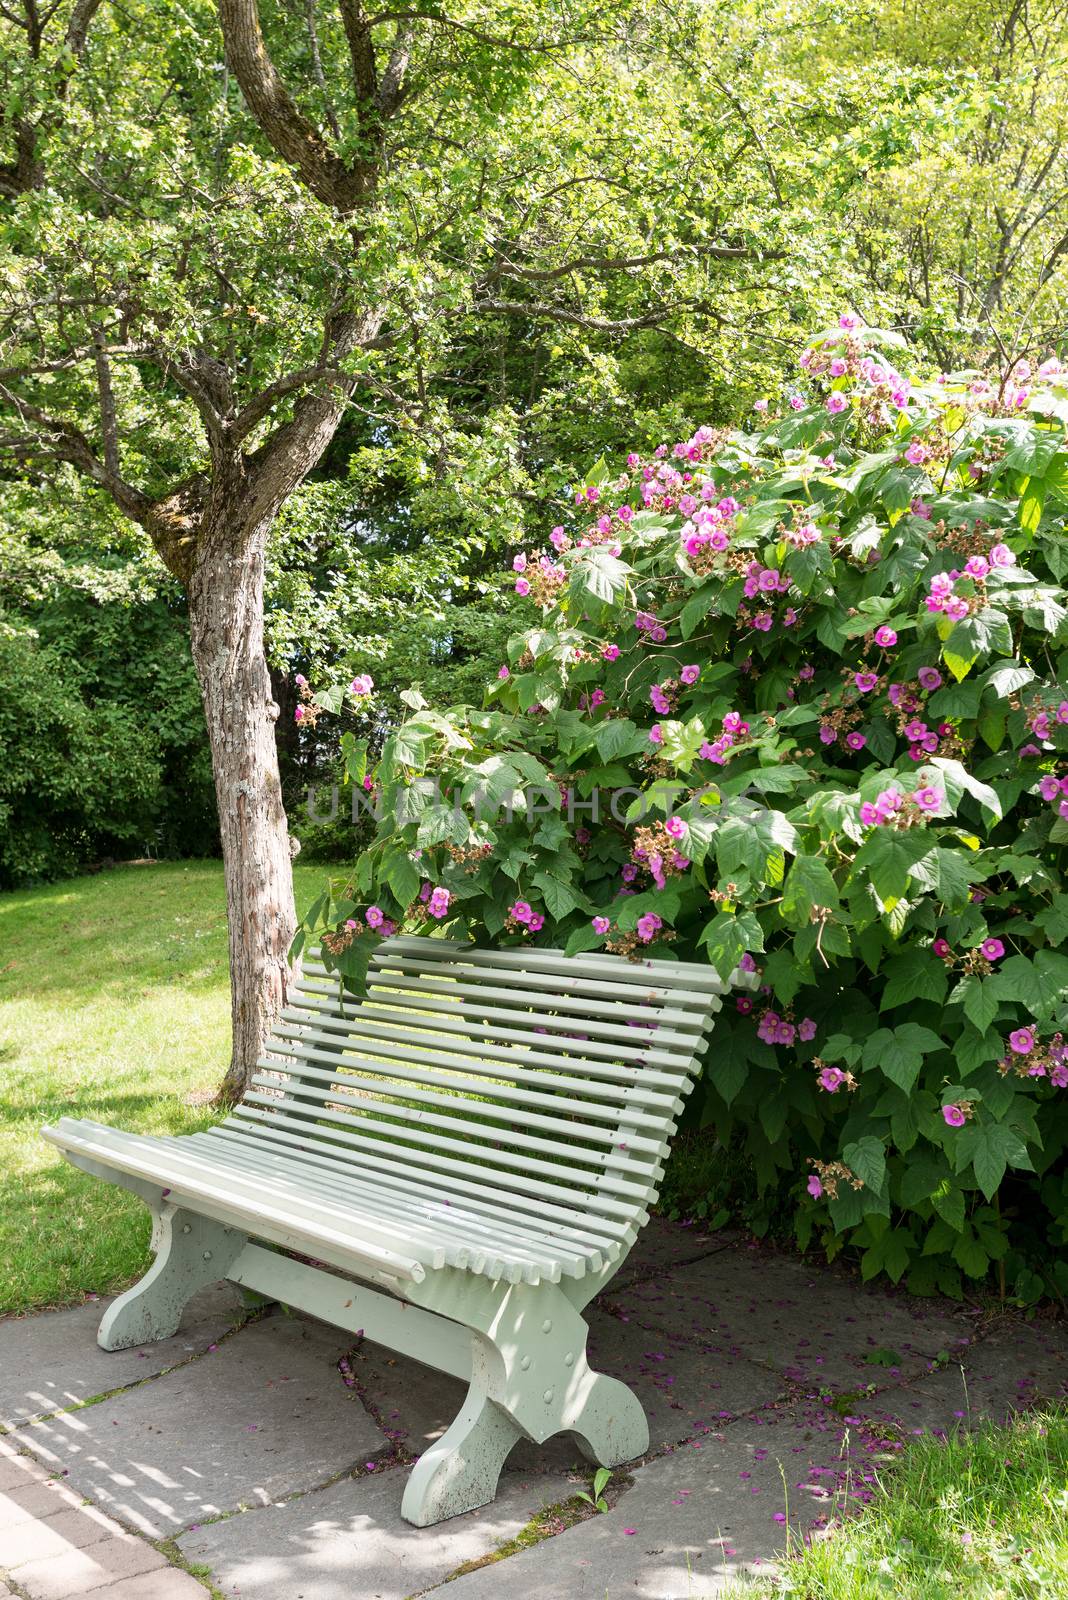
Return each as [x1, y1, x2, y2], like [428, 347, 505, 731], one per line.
[635, 610, 668, 643]
[419, 883, 451, 919]
[999, 1028, 1068, 1088]
[650, 682, 674, 716]
[756, 1009, 817, 1047]
[1038, 771, 1068, 820]
[925, 546, 1015, 618]
[680, 497, 739, 560]
[509, 899, 545, 932]
[1031, 704, 1068, 743]
[699, 710, 750, 764]
[636, 912, 663, 943]
[859, 784, 942, 826]
[363, 905, 396, 936]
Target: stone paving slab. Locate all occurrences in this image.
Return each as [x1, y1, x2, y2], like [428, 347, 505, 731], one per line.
[438, 1406, 871, 1600]
[611, 1219, 734, 1290]
[0, 1443, 51, 1494]
[12, 1317, 385, 1538]
[177, 1462, 577, 1600]
[606, 1244, 972, 1391]
[343, 1307, 784, 1483]
[0, 1285, 246, 1429]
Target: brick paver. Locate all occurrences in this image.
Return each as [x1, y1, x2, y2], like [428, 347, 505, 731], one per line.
[10, 1537, 171, 1600]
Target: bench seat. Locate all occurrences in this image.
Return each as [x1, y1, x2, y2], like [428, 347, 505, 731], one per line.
[42, 935, 751, 1526]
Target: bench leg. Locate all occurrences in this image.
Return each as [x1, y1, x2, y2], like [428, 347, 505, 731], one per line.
[98, 1205, 246, 1351]
[566, 1365, 649, 1468]
[401, 1384, 522, 1527]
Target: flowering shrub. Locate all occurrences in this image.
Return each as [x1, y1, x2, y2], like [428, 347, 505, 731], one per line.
[300, 319, 1068, 1301]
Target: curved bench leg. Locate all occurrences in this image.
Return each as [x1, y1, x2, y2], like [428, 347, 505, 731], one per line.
[99, 1205, 245, 1351]
[568, 1368, 649, 1467]
[401, 1386, 522, 1527]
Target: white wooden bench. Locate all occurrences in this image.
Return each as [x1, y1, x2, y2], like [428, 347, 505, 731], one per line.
[42, 935, 749, 1525]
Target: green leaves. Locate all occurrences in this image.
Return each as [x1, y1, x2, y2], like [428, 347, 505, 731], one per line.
[954, 1122, 1034, 1201]
[715, 806, 798, 887]
[698, 909, 764, 980]
[862, 1023, 943, 1092]
[567, 548, 631, 616]
[843, 1135, 887, 1195]
[854, 828, 937, 906]
[781, 853, 840, 927]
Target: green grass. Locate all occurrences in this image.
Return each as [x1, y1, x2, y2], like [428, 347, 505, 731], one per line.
[0, 858, 326, 1316]
[734, 1408, 1068, 1600]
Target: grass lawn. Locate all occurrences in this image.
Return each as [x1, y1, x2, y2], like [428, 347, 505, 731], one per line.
[738, 1408, 1068, 1600]
[0, 858, 326, 1316]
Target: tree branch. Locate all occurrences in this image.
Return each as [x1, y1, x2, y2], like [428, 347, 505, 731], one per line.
[217, 0, 363, 211]
[91, 325, 121, 479]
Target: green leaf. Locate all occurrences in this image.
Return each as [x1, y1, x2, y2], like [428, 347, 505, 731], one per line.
[991, 951, 1068, 1020]
[880, 949, 949, 1009]
[382, 849, 420, 908]
[862, 1023, 942, 1092]
[843, 1134, 887, 1196]
[949, 974, 1002, 1035]
[698, 909, 764, 980]
[856, 829, 937, 905]
[930, 1179, 965, 1232]
[780, 854, 840, 927]
[592, 718, 646, 762]
[958, 1122, 1035, 1202]
[532, 871, 584, 919]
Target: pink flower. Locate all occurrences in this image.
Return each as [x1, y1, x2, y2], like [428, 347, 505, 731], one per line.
[528, 913, 544, 932]
[933, 938, 952, 958]
[826, 393, 848, 414]
[807, 1175, 823, 1198]
[636, 913, 663, 943]
[818, 1066, 846, 1093]
[550, 527, 567, 550]
[989, 543, 1016, 568]
[918, 667, 942, 691]
[497, 665, 510, 680]
[789, 394, 804, 410]
[874, 626, 897, 648]
[942, 1104, 966, 1128]
[799, 1018, 817, 1042]
[365, 906, 384, 929]
[665, 817, 686, 839]
[904, 442, 927, 466]
[980, 938, 1004, 961]
[753, 398, 769, 413]
[649, 724, 663, 746]
[515, 577, 530, 596]
[839, 313, 858, 329]
[294, 705, 305, 722]
[965, 555, 989, 580]
[350, 673, 374, 696]
[739, 953, 757, 972]
[428, 887, 451, 919]
[512, 552, 527, 572]
[736, 996, 753, 1013]
[510, 900, 533, 924]
[819, 725, 837, 745]
[603, 643, 620, 662]
[859, 801, 879, 825]
[913, 786, 942, 813]
[1009, 1028, 1035, 1055]
[855, 672, 878, 692]
[829, 358, 847, 377]
[845, 731, 866, 751]
[592, 916, 610, 934]
[680, 664, 700, 685]
[1039, 775, 1062, 801]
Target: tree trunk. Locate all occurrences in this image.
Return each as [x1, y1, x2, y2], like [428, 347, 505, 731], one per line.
[187, 504, 296, 1104]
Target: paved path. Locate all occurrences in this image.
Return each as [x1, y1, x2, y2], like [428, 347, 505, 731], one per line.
[1, 1224, 1065, 1600]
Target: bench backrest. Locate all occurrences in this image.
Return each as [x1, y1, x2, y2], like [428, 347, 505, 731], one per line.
[224, 935, 732, 1255]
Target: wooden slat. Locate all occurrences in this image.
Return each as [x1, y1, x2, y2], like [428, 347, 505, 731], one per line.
[254, 1054, 672, 1151]
[236, 1090, 660, 1195]
[188, 1131, 599, 1281]
[212, 1119, 632, 1250]
[228, 1104, 654, 1223]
